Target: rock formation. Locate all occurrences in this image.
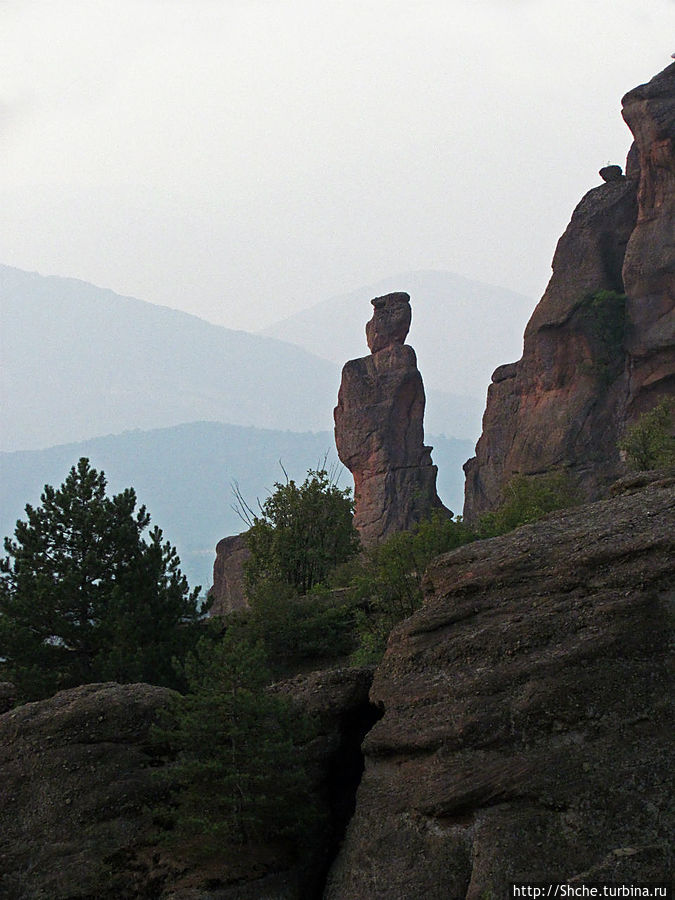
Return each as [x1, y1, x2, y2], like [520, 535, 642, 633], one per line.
[325, 475, 675, 898]
[464, 62, 675, 520]
[209, 532, 251, 616]
[0, 670, 378, 899]
[0, 682, 173, 899]
[334, 292, 449, 546]
[621, 64, 675, 418]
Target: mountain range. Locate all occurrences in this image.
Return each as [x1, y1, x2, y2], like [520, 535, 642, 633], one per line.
[1, 265, 533, 451]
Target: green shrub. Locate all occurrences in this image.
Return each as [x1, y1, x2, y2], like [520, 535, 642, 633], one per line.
[245, 578, 356, 677]
[619, 398, 675, 471]
[478, 471, 578, 538]
[244, 468, 360, 597]
[349, 512, 474, 664]
[153, 629, 318, 852]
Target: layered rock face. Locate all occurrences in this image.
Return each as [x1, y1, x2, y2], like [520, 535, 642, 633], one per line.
[325, 476, 675, 898]
[464, 62, 675, 520]
[621, 63, 675, 416]
[334, 292, 448, 546]
[0, 682, 173, 899]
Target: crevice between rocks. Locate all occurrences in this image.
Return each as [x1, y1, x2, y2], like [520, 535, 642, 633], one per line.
[310, 698, 384, 899]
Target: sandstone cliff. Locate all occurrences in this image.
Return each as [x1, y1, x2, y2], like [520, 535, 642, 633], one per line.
[464, 62, 674, 520]
[325, 475, 675, 898]
[334, 292, 448, 546]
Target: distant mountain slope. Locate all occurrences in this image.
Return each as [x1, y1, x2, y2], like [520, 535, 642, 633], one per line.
[0, 422, 472, 593]
[0, 265, 341, 450]
[261, 270, 534, 398]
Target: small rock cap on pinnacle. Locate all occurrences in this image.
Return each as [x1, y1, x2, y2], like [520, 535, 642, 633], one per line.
[366, 291, 412, 353]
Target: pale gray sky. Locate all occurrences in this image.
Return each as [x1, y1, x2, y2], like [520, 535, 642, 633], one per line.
[1, 0, 673, 331]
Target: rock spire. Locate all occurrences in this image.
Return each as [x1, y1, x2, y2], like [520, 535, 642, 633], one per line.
[334, 292, 448, 546]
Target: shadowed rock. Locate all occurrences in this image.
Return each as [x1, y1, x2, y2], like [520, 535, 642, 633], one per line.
[209, 532, 251, 615]
[334, 293, 449, 546]
[0, 670, 380, 898]
[599, 164, 624, 182]
[325, 476, 675, 898]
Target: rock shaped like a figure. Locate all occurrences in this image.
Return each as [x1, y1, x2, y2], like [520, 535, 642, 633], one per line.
[334, 292, 449, 546]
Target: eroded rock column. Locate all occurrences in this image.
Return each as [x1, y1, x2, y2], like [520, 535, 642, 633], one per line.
[334, 292, 448, 547]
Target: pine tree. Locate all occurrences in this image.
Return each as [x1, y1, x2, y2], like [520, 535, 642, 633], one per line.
[0, 458, 202, 701]
[154, 629, 317, 849]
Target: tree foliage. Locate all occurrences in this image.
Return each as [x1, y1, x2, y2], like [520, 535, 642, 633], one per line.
[153, 628, 317, 851]
[477, 471, 578, 538]
[244, 468, 360, 597]
[348, 512, 474, 663]
[619, 399, 675, 471]
[0, 458, 202, 701]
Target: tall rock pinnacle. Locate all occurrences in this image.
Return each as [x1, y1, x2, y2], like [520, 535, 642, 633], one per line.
[334, 292, 449, 546]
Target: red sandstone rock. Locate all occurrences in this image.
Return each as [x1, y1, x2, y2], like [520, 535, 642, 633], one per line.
[334, 293, 449, 546]
[464, 62, 674, 521]
[621, 62, 675, 418]
[209, 532, 251, 616]
[365, 291, 411, 353]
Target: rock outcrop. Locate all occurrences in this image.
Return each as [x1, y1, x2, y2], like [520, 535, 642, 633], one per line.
[464, 62, 675, 520]
[0, 670, 379, 899]
[209, 532, 251, 616]
[325, 476, 675, 898]
[334, 292, 449, 546]
[0, 681, 173, 899]
[621, 64, 675, 418]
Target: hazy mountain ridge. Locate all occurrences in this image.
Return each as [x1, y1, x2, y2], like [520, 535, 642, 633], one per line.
[261, 269, 534, 398]
[0, 264, 341, 449]
[1, 264, 489, 449]
[0, 421, 473, 593]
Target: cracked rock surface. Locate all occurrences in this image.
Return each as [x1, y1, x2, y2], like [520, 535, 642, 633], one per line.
[324, 477, 675, 899]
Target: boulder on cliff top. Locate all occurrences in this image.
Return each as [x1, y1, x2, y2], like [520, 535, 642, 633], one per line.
[365, 292, 412, 353]
[325, 476, 675, 898]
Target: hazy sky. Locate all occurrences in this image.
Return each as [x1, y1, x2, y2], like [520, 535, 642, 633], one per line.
[1, 0, 673, 332]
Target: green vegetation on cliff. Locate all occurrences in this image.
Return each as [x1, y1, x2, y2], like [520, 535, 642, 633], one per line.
[153, 629, 317, 852]
[477, 471, 579, 538]
[243, 467, 360, 596]
[619, 398, 675, 471]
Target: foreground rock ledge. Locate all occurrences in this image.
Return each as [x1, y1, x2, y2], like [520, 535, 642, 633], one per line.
[0, 669, 376, 899]
[325, 478, 675, 899]
[0, 682, 172, 899]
